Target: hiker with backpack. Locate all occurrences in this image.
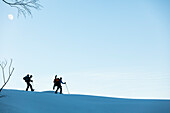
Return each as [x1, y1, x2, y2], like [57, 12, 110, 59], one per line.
[53, 75, 58, 90]
[23, 74, 34, 91]
[53, 75, 66, 94]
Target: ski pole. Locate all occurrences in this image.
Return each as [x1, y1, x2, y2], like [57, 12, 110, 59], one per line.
[65, 83, 70, 94]
[31, 81, 34, 89]
[32, 82, 34, 87]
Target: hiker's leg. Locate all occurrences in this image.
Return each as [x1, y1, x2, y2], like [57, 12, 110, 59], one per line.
[60, 86, 62, 94]
[55, 86, 59, 93]
[29, 83, 34, 91]
[26, 82, 29, 91]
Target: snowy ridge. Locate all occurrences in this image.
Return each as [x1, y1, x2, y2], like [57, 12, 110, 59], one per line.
[0, 89, 170, 113]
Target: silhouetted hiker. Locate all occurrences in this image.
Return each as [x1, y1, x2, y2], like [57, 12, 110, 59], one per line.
[53, 75, 58, 90]
[53, 76, 66, 94]
[23, 74, 34, 91]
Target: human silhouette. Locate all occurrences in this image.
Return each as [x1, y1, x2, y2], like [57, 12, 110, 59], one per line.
[53, 76, 66, 94]
[53, 75, 58, 90]
[23, 74, 34, 91]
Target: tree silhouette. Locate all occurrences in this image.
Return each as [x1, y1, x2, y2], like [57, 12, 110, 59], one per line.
[0, 59, 14, 92]
[2, 0, 42, 17]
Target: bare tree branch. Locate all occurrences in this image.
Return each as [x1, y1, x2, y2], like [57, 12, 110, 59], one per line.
[0, 60, 7, 83]
[2, 0, 42, 17]
[0, 59, 15, 92]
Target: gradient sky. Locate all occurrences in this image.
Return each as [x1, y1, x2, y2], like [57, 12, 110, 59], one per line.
[0, 0, 170, 99]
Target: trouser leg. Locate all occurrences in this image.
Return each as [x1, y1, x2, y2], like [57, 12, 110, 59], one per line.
[26, 82, 29, 91]
[29, 83, 34, 91]
[55, 86, 59, 93]
[60, 86, 62, 94]
[26, 82, 34, 91]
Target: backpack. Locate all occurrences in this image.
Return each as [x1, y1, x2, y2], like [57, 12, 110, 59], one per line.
[23, 76, 29, 82]
[54, 78, 60, 85]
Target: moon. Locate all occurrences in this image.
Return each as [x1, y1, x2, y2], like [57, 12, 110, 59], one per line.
[8, 14, 14, 20]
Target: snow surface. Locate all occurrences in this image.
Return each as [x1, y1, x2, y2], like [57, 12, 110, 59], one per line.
[0, 89, 170, 113]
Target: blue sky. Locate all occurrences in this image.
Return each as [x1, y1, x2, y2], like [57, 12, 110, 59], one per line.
[0, 0, 170, 99]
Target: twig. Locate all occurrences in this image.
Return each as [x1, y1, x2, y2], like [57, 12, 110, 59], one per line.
[2, 0, 42, 17]
[0, 59, 15, 92]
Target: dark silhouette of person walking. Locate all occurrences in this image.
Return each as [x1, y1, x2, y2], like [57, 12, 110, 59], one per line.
[53, 75, 58, 90]
[23, 74, 34, 91]
[53, 75, 66, 94]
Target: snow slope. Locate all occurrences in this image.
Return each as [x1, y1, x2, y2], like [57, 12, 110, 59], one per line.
[0, 89, 170, 113]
